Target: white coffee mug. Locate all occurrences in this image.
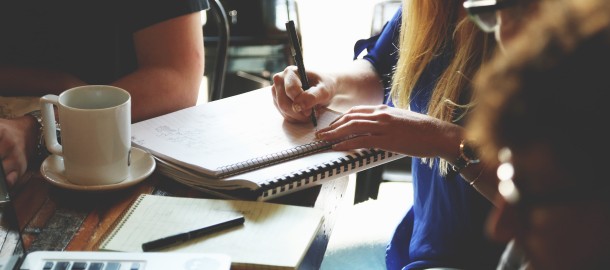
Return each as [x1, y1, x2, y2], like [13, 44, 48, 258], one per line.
[40, 85, 131, 186]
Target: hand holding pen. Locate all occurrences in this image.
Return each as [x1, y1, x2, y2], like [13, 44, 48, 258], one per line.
[285, 20, 318, 128]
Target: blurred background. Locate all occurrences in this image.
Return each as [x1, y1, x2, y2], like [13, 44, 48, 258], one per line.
[200, 0, 397, 103]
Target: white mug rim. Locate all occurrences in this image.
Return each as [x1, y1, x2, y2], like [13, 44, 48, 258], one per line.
[58, 85, 131, 111]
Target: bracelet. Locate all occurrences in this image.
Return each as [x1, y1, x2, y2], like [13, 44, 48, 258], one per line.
[469, 168, 484, 187]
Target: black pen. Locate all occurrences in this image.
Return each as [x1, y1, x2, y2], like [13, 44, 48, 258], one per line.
[286, 20, 318, 127]
[141, 215, 245, 251]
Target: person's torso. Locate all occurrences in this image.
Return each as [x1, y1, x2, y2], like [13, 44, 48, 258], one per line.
[0, 0, 207, 84]
[356, 9, 505, 268]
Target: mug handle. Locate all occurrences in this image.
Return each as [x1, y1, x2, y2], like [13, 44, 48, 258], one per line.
[40, 95, 62, 156]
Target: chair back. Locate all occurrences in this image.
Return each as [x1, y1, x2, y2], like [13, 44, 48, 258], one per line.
[207, 0, 230, 101]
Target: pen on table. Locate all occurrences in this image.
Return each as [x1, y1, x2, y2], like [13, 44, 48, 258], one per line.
[141, 215, 245, 251]
[286, 20, 318, 128]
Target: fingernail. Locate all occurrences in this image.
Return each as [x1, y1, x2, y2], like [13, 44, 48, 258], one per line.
[292, 103, 302, 112]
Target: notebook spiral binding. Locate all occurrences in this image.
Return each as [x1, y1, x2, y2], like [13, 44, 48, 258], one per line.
[259, 148, 397, 198]
[216, 140, 336, 178]
[97, 194, 147, 249]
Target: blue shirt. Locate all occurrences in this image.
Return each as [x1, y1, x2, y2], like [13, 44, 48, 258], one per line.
[354, 8, 505, 270]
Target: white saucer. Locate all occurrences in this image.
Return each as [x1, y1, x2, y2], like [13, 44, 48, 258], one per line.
[40, 147, 156, 191]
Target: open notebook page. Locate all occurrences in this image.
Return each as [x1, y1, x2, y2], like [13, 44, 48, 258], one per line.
[98, 194, 323, 270]
[131, 89, 342, 177]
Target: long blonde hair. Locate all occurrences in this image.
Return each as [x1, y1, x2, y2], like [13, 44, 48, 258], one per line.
[390, 0, 496, 175]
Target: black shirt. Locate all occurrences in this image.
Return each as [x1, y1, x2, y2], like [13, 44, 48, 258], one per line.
[0, 0, 209, 84]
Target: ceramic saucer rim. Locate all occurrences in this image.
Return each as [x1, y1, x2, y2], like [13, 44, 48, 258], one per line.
[40, 147, 156, 191]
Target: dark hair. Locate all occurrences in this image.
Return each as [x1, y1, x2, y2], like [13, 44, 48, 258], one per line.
[468, 0, 610, 180]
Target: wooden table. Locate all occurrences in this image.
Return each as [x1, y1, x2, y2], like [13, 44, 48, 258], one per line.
[6, 167, 349, 270]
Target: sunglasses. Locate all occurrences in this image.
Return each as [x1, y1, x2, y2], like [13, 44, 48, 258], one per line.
[463, 0, 517, 33]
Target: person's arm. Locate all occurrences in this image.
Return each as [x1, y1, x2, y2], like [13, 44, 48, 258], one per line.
[314, 105, 500, 204]
[0, 11, 204, 123]
[0, 11, 204, 184]
[114, 12, 204, 122]
[0, 67, 86, 96]
[272, 8, 400, 123]
[456, 158, 500, 205]
[320, 60, 385, 112]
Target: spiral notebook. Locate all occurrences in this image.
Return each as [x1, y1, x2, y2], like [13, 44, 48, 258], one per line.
[131, 88, 405, 200]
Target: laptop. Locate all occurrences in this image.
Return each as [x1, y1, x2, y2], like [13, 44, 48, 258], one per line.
[0, 164, 231, 270]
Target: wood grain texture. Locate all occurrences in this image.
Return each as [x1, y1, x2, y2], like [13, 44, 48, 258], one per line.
[2, 169, 348, 270]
